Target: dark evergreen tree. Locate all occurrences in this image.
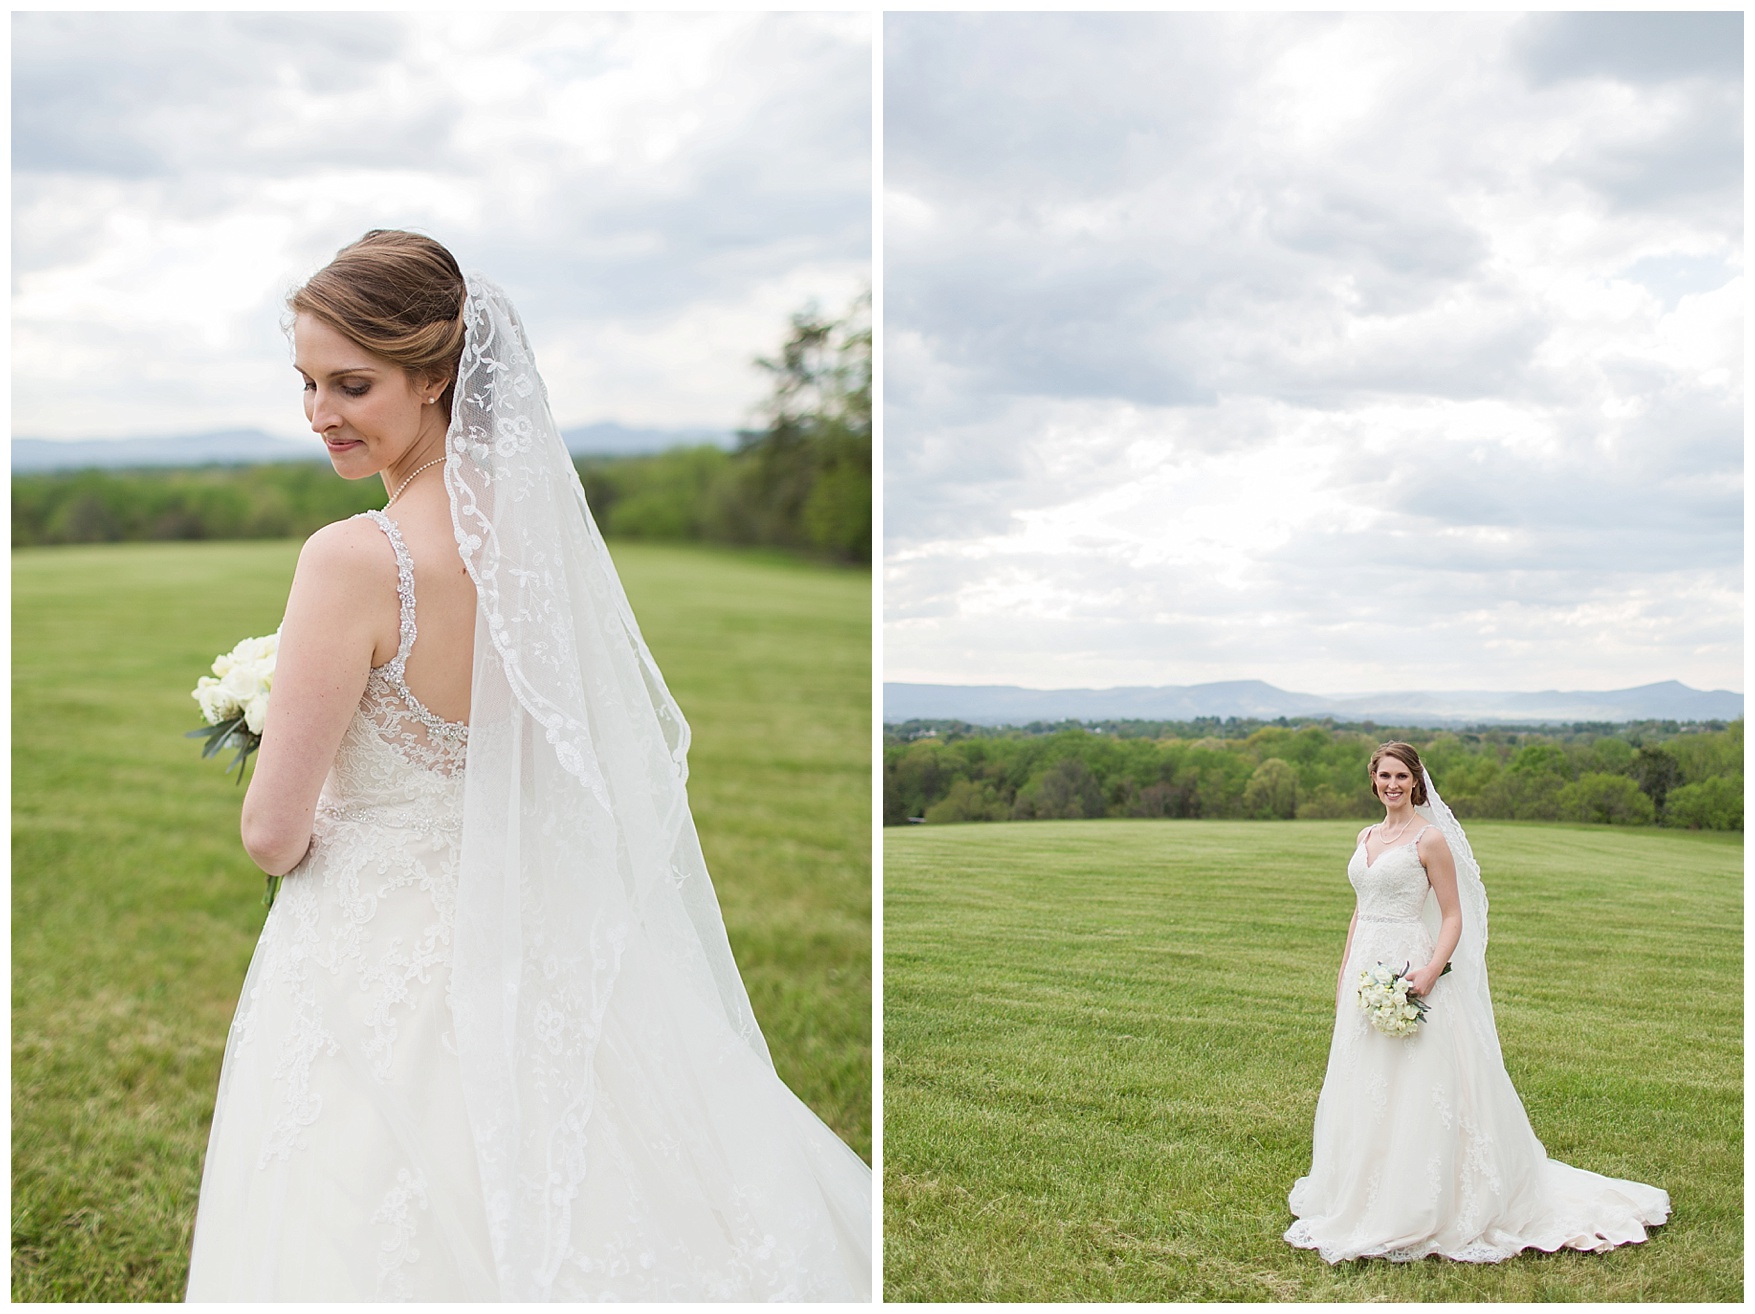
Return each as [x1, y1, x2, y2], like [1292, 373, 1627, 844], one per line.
[1629, 744, 1682, 811]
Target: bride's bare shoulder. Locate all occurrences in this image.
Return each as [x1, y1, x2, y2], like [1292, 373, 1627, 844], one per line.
[1354, 823, 1374, 846]
[291, 515, 396, 599]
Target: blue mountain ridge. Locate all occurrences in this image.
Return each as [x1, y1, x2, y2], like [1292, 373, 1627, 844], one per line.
[884, 679, 1742, 728]
[12, 423, 737, 472]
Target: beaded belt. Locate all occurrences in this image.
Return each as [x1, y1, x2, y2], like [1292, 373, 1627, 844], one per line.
[316, 800, 462, 831]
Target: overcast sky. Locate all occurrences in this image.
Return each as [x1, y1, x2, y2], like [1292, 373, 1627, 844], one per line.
[885, 12, 1742, 696]
[14, 11, 869, 444]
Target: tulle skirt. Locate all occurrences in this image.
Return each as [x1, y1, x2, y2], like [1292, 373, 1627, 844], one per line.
[185, 814, 872, 1300]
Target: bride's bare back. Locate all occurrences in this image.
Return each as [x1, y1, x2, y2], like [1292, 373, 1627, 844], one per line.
[240, 473, 473, 877]
[375, 480, 475, 725]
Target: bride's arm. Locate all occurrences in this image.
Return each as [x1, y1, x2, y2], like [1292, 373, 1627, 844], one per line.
[1406, 828, 1462, 996]
[239, 520, 394, 876]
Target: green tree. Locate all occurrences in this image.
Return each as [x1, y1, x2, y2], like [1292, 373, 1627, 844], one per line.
[1242, 758, 1299, 819]
[1663, 777, 1743, 831]
[1669, 723, 1742, 785]
[1630, 745, 1682, 812]
[1296, 784, 1363, 820]
[707, 290, 871, 562]
[889, 742, 952, 822]
[1557, 773, 1657, 826]
[1507, 743, 1572, 779]
[924, 779, 1010, 824]
[1586, 736, 1635, 775]
[1126, 781, 1176, 817]
[1434, 752, 1502, 818]
[579, 446, 730, 540]
[1013, 758, 1105, 820]
[1492, 742, 1572, 820]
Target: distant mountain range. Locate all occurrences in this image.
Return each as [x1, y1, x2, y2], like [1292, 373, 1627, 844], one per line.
[13, 423, 738, 472]
[563, 422, 736, 457]
[12, 430, 323, 471]
[884, 679, 1743, 728]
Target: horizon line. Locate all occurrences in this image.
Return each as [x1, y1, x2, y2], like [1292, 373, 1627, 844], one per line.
[883, 678, 1745, 698]
[12, 420, 742, 446]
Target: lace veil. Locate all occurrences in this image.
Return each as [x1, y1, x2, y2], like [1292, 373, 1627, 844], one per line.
[1415, 769, 1505, 1067]
[442, 277, 770, 1296]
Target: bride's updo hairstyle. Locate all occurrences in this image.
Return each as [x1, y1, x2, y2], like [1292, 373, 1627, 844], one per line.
[289, 229, 467, 421]
[1367, 741, 1429, 805]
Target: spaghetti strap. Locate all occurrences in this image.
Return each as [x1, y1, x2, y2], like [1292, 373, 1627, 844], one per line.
[360, 508, 418, 673]
[355, 509, 468, 744]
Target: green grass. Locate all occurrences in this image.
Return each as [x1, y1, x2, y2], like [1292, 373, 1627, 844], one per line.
[13, 539, 870, 1302]
[883, 818, 1741, 1301]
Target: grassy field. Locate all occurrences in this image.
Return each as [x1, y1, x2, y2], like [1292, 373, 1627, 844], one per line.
[13, 539, 870, 1302]
[883, 819, 1741, 1302]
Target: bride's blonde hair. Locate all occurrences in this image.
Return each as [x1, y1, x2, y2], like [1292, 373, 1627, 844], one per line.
[1367, 741, 1429, 805]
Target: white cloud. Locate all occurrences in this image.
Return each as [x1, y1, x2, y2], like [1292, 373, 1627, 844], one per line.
[884, 11, 1742, 695]
[13, 11, 871, 440]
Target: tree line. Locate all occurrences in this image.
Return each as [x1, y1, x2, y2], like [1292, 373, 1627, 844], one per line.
[883, 719, 1743, 831]
[13, 294, 870, 566]
[580, 291, 870, 562]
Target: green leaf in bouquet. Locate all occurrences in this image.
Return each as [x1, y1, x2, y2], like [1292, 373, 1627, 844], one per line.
[223, 733, 259, 783]
[186, 715, 244, 756]
[186, 715, 260, 783]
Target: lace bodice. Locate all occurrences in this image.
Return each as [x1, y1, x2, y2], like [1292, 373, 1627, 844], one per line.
[317, 510, 470, 826]
[1346, 827, 1434, 923]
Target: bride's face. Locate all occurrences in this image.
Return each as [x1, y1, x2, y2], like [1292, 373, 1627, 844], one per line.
[294, 313, 438, 480]
[1373, 758, 1415, 808]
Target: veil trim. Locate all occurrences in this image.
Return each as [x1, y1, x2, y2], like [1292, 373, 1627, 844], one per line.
[1416, 768, 1503, 1066]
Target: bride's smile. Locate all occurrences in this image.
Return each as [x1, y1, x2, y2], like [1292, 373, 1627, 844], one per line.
[294, 312, 447, 488]
[1372, 759, 1416, 813]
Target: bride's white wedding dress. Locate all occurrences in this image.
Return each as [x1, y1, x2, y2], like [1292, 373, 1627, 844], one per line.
[186, 510, 871, 1300]
[1284, 820, 1669, 1264]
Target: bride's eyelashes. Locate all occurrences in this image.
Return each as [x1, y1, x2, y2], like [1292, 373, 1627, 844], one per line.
[299, 376, 371, 399]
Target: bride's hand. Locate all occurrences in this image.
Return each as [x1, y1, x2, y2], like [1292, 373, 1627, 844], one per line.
[1404, 962, 1444, 997]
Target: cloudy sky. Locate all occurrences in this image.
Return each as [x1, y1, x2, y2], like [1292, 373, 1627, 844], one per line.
[885, 12, 1742, 696]
[14, 11, 869, 444]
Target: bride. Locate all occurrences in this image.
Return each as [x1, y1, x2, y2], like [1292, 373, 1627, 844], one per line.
[1285, 741, 1668, 1264]
[184, 230, 872, 1300]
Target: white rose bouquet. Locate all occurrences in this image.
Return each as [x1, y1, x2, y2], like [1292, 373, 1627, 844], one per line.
[1356, 960, 1451, 1038]
[188, 630, 278, 778]
[187, 630, 280, 905]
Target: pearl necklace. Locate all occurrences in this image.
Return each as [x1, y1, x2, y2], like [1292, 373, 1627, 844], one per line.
[385, 456, 445, 508]
[1375, 813, 1417, 846]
